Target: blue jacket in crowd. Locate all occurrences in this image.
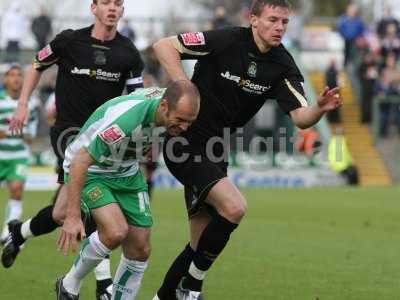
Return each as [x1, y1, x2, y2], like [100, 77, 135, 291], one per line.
[337, 15, 365, 41]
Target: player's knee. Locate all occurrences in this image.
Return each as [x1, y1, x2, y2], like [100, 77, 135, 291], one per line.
[221, 200, 247, 223]
[52, 207, 65, 225]
[102, 224, 129, 249]
[9, 184, 23, 200]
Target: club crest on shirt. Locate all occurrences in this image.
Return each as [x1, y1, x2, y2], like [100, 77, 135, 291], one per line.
[94, 50, 106, 65]
[99, 124, 126, 145]
[247, 62, 257, 78]
[180, 32, 205, 46]
[38, 45, 53, 61]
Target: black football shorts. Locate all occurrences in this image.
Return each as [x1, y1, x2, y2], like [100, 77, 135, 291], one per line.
[163, 135, 228, 218]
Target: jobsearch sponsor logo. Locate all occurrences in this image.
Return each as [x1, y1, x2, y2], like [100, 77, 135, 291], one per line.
[71, 67, 91, 75]
[180, 32, 205, 46]
[71, 67, 121, 82]
[221, 71, 271, 95]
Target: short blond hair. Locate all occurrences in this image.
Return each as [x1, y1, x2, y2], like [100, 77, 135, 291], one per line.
[251, 0, 291, 16]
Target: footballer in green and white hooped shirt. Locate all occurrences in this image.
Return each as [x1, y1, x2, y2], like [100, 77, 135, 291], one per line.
[0, 65, 39, 243]
[58, 81, 200, 299]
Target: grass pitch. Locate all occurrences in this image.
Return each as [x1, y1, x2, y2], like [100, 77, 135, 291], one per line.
[0, 187, 400, 300]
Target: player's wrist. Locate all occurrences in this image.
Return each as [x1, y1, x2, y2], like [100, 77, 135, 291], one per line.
[315, 103, 327, 114]
[66, 208, 81, 220]
[17, 100, 28, 107]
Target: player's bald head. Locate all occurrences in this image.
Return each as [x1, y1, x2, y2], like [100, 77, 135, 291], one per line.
[163, 80, 200, 112]
[251, 0, 291, 16]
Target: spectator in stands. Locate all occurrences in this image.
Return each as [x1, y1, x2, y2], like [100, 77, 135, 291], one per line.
[328, 127, 359, 185]
[377, 7, 399, 40]
[1, 2, 25, 63]
[380, 23, 400, 60]
[203, 20, 214, 31]
[285, 7, 304, 50]
[358, 51, 379, 123]
[337, 3, 365, 67]
[238, 4, 251, 27]
[212, 5, 232, 29]
[375, 52, 400, 137]
[31, 6, 52, 51]
[119, 19, 136, 42]
[325, 59, 341, 123]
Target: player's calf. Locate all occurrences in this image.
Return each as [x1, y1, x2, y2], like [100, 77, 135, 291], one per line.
[112, 254, 148, 299]
[52, 184, 68, 224]
[113, 226, 151, 299]
[62, 231, 112, 297]
[123, 241, 151, 262]
[1, 181, 24, 241]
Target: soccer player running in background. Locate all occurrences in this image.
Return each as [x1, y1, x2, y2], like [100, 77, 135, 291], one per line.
[4, 0, 144, 298]
[56, 82, 200, 300]
[0, 64, 39, 243]
[152, 1, 342, 299]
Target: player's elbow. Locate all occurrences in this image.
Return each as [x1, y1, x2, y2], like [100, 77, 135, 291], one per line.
[294, 122, 310, 130]
[71, 148, 94, 169]
[290, 109, 312, 129]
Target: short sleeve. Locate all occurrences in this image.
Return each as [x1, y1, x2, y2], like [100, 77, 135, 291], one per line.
[84, 124, 126, 163]
[33, 29, 73, 71]
[273, 66, 308, 114]
[172, 28, 237, 60]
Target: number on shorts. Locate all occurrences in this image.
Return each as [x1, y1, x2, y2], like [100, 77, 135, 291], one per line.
[138, 192, 150, 213]
[16, 164, 28, 177]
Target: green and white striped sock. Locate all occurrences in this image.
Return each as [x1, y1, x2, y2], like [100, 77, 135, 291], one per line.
[63, 231, 111, 295]
[112, 255, 148, 300]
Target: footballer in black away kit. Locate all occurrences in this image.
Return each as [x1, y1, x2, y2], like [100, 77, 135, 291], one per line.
[4, 1, 144, 299]
[152, 0, 341, 299]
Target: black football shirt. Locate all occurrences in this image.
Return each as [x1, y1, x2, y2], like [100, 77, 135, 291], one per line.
[34, 25, 144, 129]
[173, 27, 308, 141]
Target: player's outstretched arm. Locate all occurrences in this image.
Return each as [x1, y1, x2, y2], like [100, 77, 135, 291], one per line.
[9, 65, 42, 135]
[58, 148, 94, 255]
[153, 37, 189, 81]
[290, 87, 341, 129]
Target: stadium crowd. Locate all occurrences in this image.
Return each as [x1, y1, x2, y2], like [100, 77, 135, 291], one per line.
[336, 3, 400, 138]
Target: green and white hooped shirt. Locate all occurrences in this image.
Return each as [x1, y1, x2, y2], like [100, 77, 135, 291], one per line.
[0, 90, 39, 161]
[63, 87, 166, 178]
